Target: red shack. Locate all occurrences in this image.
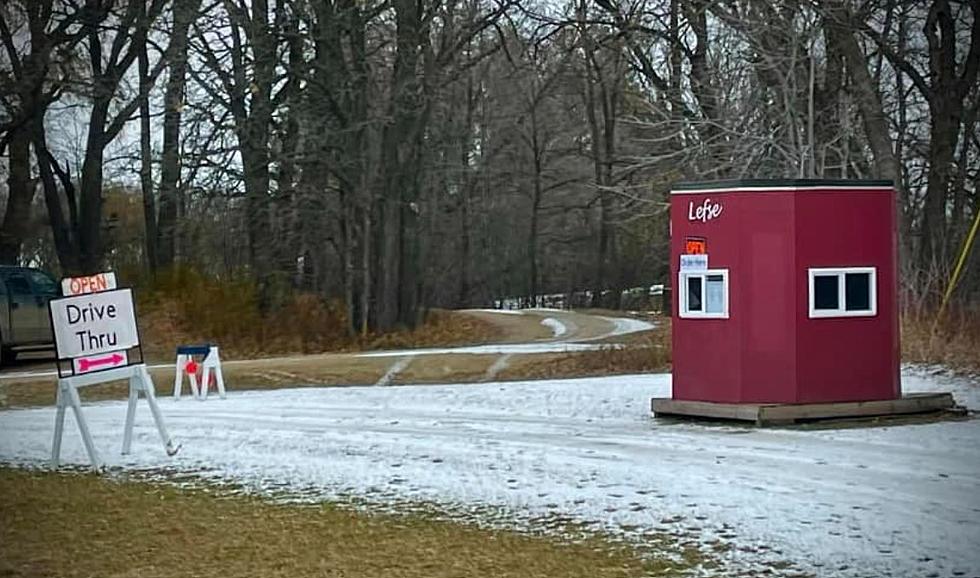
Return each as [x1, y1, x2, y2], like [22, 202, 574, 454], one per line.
[668, 179, 900, 405]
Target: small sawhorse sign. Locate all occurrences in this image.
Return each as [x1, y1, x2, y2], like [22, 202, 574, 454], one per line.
[173, 344, 226, 400]
[48, 273, 178, 470]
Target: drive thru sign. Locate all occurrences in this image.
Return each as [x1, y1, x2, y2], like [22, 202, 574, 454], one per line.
[50, 288, 139, 363]
[47, 276, 177, 470]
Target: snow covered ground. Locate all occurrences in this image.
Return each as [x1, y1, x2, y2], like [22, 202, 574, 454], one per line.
[1, 368, 977, 577]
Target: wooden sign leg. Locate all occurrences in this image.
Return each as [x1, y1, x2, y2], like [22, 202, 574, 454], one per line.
[67, 382, 101, 470]
[200, 365, 210, 401]
[214, 356, 226, 399]
[189, 367, 201, 400]
[139, 366, 179, 456]
[208, 347, 226, 399]
[122, 373, 139, 455]
[173, 354, 186, 399]
[51, 382, 68, 467]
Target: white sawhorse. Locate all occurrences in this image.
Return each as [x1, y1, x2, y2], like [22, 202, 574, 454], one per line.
[52, 363, 178, 470]
[173, 345, 226, 400]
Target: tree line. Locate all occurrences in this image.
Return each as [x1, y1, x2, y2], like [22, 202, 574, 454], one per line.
[1, 0, 978, 333]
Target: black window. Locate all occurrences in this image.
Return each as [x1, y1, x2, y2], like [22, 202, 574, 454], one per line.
[687, 276, 703, 312]
[810, 267, 876, 318]
[813, 275, 839, 310]
[845, 272, 871, 311]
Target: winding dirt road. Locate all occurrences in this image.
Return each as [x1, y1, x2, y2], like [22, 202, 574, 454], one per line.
[0, 309, 657, 407]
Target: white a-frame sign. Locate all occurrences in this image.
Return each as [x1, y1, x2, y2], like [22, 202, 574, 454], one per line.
[48, 273, 178, 469]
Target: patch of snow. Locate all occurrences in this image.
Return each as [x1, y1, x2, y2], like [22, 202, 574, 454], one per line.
[462, 309, 524, 315]
[355, 342, 617, 358]
[571, 316, 656, 342]
[1, 369, 978, 576]
[375, 356, 414, 386]
[540, 318, 568, 338]
[483, 354, 513, 381]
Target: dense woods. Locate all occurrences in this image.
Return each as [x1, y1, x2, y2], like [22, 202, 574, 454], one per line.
[1, 0, 978, 332]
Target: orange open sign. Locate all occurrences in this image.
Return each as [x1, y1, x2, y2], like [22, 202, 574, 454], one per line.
[685, 237, 707, 254]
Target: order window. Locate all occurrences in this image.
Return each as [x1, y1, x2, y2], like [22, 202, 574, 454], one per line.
[808, 267, 877, 318]
[679, 269, 729, 318]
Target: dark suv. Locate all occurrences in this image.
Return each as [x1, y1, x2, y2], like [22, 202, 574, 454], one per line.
[0, 266, 60, 365]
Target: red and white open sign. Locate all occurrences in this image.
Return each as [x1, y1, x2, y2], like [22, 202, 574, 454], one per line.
[61, 272, 117, 296]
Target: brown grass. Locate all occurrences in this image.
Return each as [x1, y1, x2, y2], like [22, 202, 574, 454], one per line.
[500, 330, 671, 382]
[364, 310, 502, 351]
[901, 307, 980, 374]
[0, 320, 673, 409]
[0, 468, 689, 578]
[134, 268, 500, 360]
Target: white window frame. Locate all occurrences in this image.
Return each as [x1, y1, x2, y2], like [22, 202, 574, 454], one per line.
[808, 267, 877, 318]
[679, 268, 729, 319]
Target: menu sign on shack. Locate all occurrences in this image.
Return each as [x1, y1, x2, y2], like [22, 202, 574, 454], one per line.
[49, 276, 139, 375]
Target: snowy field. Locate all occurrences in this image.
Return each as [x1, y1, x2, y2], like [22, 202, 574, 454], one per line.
[1, 368, 978, 577]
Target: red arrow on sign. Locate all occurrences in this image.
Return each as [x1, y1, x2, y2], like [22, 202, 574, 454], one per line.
[78, 353, 126, 372]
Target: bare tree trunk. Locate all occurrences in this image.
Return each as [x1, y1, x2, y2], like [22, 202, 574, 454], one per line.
[579, 0, 622, 308]
[825, 5, 903, 217]
[77, 97, 110, 273]
[528, 142, 543, 305]
[360, 208, 371, 336]
[137, 22, 158, 273]
[157, 0, 201, 269]
[579, 0, 605, 307]
[34, 117, 79, 274]
[375, 0, 425, 329]
[458, 73, 475, 307]
[0, 127, 34, 264]
[950, 104, 977, 244]
[685, 0, 719, 152]
[228, 0, 276, 302]
[342, 199, 356, 336]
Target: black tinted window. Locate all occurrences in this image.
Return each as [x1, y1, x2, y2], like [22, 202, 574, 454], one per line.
[845, 272, 871, 311]
[813, 275, 839, 310]
[687, 276, 703, 312]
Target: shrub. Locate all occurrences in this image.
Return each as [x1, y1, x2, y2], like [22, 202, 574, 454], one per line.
[902, 306, 980, 374]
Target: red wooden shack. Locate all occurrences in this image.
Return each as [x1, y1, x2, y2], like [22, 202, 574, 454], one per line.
[669, 179, 900, 404]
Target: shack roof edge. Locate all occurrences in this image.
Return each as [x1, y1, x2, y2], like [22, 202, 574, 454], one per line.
[671, 178, 894, 194]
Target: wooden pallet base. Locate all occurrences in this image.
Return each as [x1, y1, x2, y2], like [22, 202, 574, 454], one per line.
[650, 393, 959, 426]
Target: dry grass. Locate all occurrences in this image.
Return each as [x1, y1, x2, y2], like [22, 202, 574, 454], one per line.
[0, 468, 688, 578]
[134, 268, 501, 360]
[0, 341, 672, 408]
[0, 355, 390, 408]
[500, 330, 670, 382]
[902, 307, 980, 374]
[0, 316, 673, 408]
[363, 310, 502, 351]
